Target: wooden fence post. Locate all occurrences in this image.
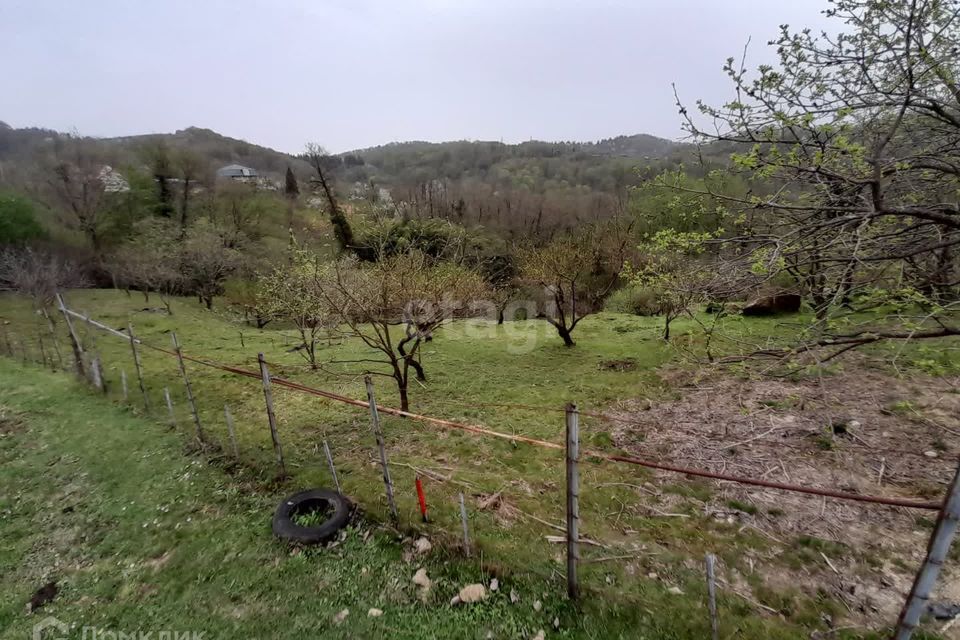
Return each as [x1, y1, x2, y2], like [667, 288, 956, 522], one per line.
[459, 491, 471, 557]
[37, 333, 49, 369]
[164, 388, 176, 427]
[120, 369, 129, 402]
[323, 439, 342, 493]
[171, 332, 205, 444]
[91, 354, 106, 393]
[257, 353, 286, 478]
[224, 405, 240, 458]
[565, 402, 580, 600]
[706, 553, 719, 640]
[893, 461, 960, 640]
[364, 376, 398, 521]
[1, 325, 12, 356]
[127, 322, 149, 412]
[56, 293, 85, 377]
[41, 308, 64, 369]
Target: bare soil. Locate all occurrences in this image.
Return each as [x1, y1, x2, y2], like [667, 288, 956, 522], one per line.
[607, 360, 960, 632]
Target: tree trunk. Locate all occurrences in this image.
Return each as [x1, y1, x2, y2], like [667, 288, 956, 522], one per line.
[180, 177, 191, 232]
[397, 378, 409, 412]
[558, 326, 575, 347]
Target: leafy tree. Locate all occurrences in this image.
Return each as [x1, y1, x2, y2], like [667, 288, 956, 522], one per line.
[627, 230, 717, 341]
[676, 0, 960, 354]
[257, 250, 336, 369]
[0, 192, 45, 246]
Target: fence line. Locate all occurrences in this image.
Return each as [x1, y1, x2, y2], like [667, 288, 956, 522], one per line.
[35, 304, 950, 512]
[3, 300, 959, 639]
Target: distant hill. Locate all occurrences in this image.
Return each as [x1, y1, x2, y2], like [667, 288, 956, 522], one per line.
[339, 134, 687, 193]
[0, 122, 698, 201]
[0, 124, 311, 181]
[104, 127, 313, 177]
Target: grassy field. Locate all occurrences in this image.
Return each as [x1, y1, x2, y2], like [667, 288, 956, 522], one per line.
[1, 289, 955, 639]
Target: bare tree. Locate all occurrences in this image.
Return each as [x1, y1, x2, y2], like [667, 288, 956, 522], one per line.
[178, 220, 242, 310]
[44, 137, 108, 256]
[311, 251, 488, 410]
[518, 223, 629, 346]
[0, 248, 86, 309]
[304, 143, 355, 252]
[175, 149, 208, 234]
[109, 219, 181, 313]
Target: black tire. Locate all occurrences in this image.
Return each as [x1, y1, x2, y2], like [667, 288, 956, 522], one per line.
[272, 489, 352, 544]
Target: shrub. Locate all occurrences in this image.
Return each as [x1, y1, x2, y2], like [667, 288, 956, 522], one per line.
[605, 285, 660, 316]
[0, 192, 46, 246]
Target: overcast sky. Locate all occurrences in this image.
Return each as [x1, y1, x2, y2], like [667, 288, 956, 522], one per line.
[1, 0, 832, 153]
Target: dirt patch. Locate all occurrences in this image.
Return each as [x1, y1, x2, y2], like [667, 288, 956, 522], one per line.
[606, 361, 960, 629]
[599, 358, 638, 372]
[0, 406, 24, 434]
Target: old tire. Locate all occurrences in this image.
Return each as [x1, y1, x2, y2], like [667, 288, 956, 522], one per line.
[272, 489, 352, 544]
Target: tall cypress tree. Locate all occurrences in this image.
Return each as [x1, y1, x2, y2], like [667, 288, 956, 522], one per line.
[284, 166, 299, 200]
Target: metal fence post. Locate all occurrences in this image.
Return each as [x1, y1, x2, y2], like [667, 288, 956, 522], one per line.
[364, 375, 397, 521]
[565, 402, 580, 600]
[171, 332, 205, 444]
[56, 293, 85, 377]
[257, 353, 286, 478]
[127, 322, 149, 412]
[893, 461, 960, 639]
[224, 404, 240, 458]
[323, 439, 341, 493]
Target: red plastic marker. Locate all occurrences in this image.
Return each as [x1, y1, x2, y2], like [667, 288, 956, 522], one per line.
[415, 476, 428, 522]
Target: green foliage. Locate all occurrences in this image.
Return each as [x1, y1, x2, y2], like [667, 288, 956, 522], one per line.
[0, 191, 46, 246]
[605, 285, 661, 316]
[357, 218, 472, 261]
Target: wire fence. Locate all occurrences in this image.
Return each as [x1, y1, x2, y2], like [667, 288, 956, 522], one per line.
[1, 294, 958, 640]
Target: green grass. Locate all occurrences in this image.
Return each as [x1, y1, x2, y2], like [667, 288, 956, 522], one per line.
[3, 289, 946, 638]
[0, 362, 828, 640]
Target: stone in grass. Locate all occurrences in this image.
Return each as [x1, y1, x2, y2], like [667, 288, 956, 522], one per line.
[458, 584, 487, 604]
[510, 588, 520, 604]
[412, 568, 432, 591]
[333, 609, 349, 624]
[531, 631, 545, 640]
[490, 578, 499, 592]
[367, 608, 383, 617]
[667, 586, 684, 595]
[533, 599, 542, 611]
[414, 537, 432, 554]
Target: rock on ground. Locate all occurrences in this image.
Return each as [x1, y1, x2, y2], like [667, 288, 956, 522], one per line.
[412, 568, 432, 591]
[458, 583, 487, 603]
[414, 537, 432, 554]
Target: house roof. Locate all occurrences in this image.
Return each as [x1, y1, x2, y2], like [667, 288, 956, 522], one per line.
[217, 164, 258, 177]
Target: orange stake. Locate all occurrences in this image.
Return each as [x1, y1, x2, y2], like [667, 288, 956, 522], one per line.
[415, 476, 428, 522]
